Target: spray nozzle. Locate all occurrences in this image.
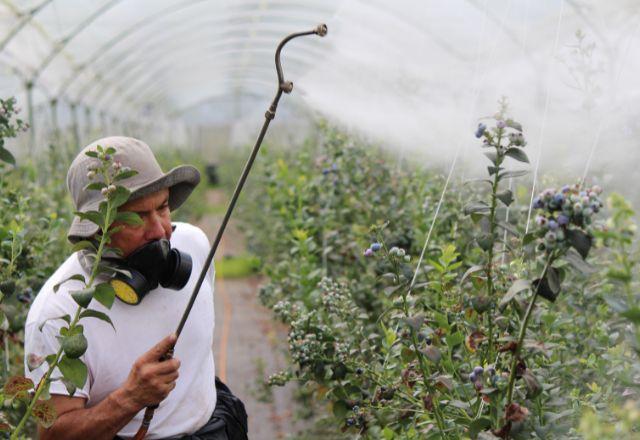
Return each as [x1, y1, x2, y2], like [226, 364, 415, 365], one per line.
[315, 24, 328, 37]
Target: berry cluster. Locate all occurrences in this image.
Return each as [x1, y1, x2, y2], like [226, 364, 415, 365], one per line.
[363, 242, 382, 257]
[532, 184, 603, 249]
[468, 365, 499, 391]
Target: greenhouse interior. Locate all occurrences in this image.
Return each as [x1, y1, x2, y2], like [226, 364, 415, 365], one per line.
[0, 0, 639, 439]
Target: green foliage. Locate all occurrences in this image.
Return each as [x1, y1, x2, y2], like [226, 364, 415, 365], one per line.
[0, 135, 135, 436]
[240, 120, 638, 438]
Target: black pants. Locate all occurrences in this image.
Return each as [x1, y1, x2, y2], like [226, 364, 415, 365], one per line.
[173, 377, 249, 440]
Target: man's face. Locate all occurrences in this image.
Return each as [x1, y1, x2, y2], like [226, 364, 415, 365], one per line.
[109, 188, 172, 257]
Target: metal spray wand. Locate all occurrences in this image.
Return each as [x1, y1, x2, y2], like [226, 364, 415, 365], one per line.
[133, 23, 328, 440]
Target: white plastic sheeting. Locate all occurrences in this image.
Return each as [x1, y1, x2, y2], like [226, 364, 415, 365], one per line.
[1, 0, 639, 201]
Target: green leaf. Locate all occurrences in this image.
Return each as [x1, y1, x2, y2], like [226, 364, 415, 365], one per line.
[496, 220, 518, 235]
[84, 151, 99, 158]
[461, 265, 484, 284]
[464, 202, 490, 215]
[70, 286, 95, 308]
[53, 274, 86, 293]
[75, 210, 104, 227]
[533, 276, 558, 302]
[80, 308, 115, 330]
[522, 232, 537, 246]
[496, 190, 514, 206]
[504, 147, 529, 163]
[498, 169, 529, 179]
[566, 229, 592, 259]
[545, 266, 561, 294]
[57, 356, 88, 389]
[0, 147, 16, 165]
[621, 308, 640, 324]
[500, 279, 531, 309]
[62, 334, 88, 359]
[110, 186, 131, 208]
[114, 211, 143, 226]
[105, 146, 116, 155]
[484, 152, 498, 165]
[38, 314, 71, 332]
[469, 417, 492, 439]
[446, 332, 464, 348]
[60, 378, 77, 397]
[71, 240, 96, 253]
[114, 170, 138, 181]
[93, 283, 116, 309]
[487, 166, 502, 176]
[476, 235, 493, 252]
[332, 400, 349, 419]
[32, 399, 57, 428]
[83, 182, 107, 191]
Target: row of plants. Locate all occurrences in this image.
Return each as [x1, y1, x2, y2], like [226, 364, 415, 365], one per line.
[0, 99, 220, 437]
[239, 107, 639, 438]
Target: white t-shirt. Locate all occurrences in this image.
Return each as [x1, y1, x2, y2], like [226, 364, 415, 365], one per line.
[24, 222, 216, 439]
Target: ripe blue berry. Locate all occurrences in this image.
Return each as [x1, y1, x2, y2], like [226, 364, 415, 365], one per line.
[475, 123, 487, 138]
[371, 243, 382, 251]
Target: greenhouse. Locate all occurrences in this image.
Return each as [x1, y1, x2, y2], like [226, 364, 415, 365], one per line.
[0, 0, 639, 439]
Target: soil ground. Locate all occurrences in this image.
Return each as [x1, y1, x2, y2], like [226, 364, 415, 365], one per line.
[195, 189, 310, 439]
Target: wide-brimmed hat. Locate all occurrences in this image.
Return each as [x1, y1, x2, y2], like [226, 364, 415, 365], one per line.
[67, 136, 200, 243]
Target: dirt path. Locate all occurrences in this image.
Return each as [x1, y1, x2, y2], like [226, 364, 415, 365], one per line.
[196, 189, 308, 439]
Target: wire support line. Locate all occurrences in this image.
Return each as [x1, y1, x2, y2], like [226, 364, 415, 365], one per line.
[524, 0, 565, 235]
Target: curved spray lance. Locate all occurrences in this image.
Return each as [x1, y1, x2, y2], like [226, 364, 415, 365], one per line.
[132, 23, 327, 440]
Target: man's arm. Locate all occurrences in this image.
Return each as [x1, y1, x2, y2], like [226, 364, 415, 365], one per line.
[39, 334, 180, 440]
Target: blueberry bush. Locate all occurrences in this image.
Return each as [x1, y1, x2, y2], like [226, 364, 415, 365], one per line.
[240, 114, 638, 438]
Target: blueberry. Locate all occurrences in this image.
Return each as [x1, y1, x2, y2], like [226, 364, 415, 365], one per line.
[557, 214, 569, 226]
[356, 367, 364, 375]
[346, 417, 355, 426]
[553, 194, 565, 205]
[533, 197, 544, 209]
[535, 215, 547, 226]
[364, 248, 374, 257]
[561, 185, 571, 194]
[548, 220, 558, 230]
[322, 168, 330, 175]
[475, 123, 487, 138]
[469, 372, 477, 382]
[473, 366, 484, 375]
[371, 243, 382, 251]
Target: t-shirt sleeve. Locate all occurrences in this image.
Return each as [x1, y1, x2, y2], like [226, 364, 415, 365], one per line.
[24, 320, 91, 399]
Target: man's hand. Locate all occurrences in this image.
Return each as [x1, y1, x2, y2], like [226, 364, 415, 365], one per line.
[119, 333, 181, 411]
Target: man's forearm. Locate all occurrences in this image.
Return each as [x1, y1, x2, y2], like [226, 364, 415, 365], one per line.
[40, 388, 142, 440]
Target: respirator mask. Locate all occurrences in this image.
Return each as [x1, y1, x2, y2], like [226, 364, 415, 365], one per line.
[110, 239, 192, 305]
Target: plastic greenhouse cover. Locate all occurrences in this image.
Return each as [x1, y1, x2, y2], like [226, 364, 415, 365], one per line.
[0, 0, 638, 201]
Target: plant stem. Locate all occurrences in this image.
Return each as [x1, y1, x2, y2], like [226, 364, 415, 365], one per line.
[484, 145, 504, 365]
[11, 199, 113, 438]
[504, 254, 553, 406]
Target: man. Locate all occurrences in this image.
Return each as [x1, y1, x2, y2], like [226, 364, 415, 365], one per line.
[24, 137, 247, 439]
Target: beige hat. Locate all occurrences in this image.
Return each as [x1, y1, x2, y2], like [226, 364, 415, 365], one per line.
[67, 136, 200, 243]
